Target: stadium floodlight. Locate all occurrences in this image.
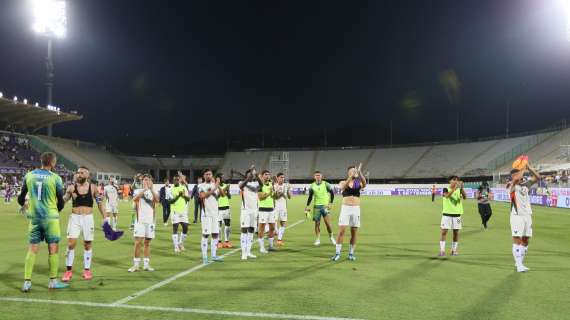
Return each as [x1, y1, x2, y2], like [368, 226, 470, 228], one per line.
[13, 96, 18, 102]
[31, 0, 67, 136]
[0, 92, 3, 98]
[35, 102, 39, 107]
[23, 98, 28, 104]
[31, 0, 67, 38]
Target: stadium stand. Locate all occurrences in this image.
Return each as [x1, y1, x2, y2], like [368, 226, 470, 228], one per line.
[219, 151, 270, 177]
[0, 95, 81, 132]
[1, 91, 567, 184]
[121, 156, 223, 172]
[34, 135, 136, 178]
[1, 131, 72, 180]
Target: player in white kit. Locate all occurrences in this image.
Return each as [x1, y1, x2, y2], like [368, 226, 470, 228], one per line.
[104, 178, 120, 230]
[273, 173, 291, 247]
[128, 174, 159, 272]
[509, 164, 540, 273]
[238, 168, 262, 260]
[198, 169, 222, 264]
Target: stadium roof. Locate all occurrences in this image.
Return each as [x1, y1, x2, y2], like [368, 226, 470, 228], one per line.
[0, 97, 82, 132]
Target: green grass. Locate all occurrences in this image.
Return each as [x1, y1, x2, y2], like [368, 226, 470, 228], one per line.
[0, 196, 569, 320]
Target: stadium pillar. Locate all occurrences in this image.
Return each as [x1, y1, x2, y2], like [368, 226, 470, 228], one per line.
[46, 38, 54, 137]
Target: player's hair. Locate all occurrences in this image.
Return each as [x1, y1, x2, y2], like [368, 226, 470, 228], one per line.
[314, 171, 321, 174]
[448, 175, 459, 181]
[261, 170, 270, 175]
[78, 166, 89, 171]
[142, 173, 152, 180]
[276, 172, 284, 177]
[40, 152, 56, 166]
[202, 168, 213, 175]
[510, 168, 520, 174]
[215, 172, 224, 178]
[347, 166, 355, 171]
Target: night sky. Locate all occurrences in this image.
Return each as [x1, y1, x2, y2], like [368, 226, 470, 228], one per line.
[1, 0, 570, 154]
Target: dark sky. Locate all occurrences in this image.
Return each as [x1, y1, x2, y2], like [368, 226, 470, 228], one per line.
[1, 0, 570, 154]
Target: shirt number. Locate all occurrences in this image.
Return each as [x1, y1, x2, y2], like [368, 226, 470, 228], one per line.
[36, 181, 43, 200]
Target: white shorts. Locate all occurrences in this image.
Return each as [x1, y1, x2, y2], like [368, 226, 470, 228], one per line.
[134, 222, 155, 239]
[275, 208, 287, 222]
[258, 209, 276, 224]
[67, 214, 95, 241]
[171, 211, 189, 224]
[240, 208, 257, 228]
[219, 209, 231, 220]
[441, 215, 462, 230]
[510, 214, 532, 237]
[201, 215, 220, 235]
[105, 202, 119, 214]
[338, 205, 361, 227]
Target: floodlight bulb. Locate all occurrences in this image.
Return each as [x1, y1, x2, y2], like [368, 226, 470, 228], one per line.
[35, 102, 39, 107]
[13, 96, 18, 102]
[0, 92, 3, 98]
[31, 0, 67, 37]
[23, 99, 28, 104]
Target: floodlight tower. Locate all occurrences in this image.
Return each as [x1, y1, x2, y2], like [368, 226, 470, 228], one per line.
[31, 0, 67, 136]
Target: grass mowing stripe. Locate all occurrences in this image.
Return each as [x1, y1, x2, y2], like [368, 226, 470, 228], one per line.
[0, 297, 364, 320]
[113, 219, 306, 306]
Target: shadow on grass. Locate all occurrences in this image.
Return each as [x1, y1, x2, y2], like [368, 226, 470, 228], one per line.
[457, 273, 520, 320]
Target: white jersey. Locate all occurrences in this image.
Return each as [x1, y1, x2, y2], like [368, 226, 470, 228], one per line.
[273, 183, 289, 211]
[165, 185, 173, 200]
[135, 189, 156, 223]
[510, 183, 533, 216]
[198, 182, 219, 216]
[104, 185, 119, 206]
[240, 180, 260, 210]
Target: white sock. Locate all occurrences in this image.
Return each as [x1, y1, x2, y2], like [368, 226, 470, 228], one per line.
[521, 245, 527, 263]
[83, 250, 92, 270]
[143, 257, 150, 268]
[335, 244, 342, 254]
[66, 249, 75, 268]
[180, 233, 187, 245]
[211, 238, 218, 258]
[172, 234, 179, 249]
[240, 233, 247, 256]
[247, 233, 254, 254]
[133, 257, 141, 267]
[258, 238, 265, 251]
[439, 241, 446, 252]
[224, 226, 230, 242]
[278, 227, 285, 240]
[349, 244, 355, 255]
[512, 244, 523, 266]
[268, 237, 274, 249]
[452, 242, 458, 251]
[201, 237, 208, 259]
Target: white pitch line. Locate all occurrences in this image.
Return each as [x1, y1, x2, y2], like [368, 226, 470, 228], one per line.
[113, 219, 306, 306]
[0, 297, 364, 320]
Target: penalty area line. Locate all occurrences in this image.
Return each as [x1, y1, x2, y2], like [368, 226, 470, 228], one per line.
[112, 219, 306, 306]
[0, 297, 365, 320]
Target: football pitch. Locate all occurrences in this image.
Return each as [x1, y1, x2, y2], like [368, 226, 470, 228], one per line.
[0, 196, 569, 320]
